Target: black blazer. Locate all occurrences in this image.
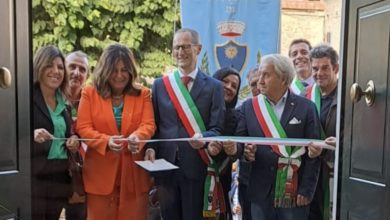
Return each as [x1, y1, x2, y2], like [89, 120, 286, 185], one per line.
[32, 83, 73, 179]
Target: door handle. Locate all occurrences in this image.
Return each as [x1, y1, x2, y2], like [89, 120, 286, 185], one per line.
[350, 80, 375, 106]
[0, 67, 12, 89]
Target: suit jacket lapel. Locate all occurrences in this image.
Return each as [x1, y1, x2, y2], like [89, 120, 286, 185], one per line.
[190, 70, 206, 101]
[280, 92, 297, 127]
[33, 84, 52, 121]
[103, 98, 120, 135]
[121, 95, 135, 135]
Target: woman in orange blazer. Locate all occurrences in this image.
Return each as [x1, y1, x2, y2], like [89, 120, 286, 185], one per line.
[76, 43, 156, 220]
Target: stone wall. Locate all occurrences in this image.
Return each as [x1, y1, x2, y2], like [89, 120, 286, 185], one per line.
[281, 9, 325, 56]
[323, 0, 342, 53]
[280, 0, 342, 56]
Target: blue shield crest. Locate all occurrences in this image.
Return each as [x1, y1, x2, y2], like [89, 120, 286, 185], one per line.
[215, 40, 248, 73]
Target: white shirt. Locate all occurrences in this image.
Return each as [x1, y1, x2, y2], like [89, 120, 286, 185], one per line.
[266, 90, 288, 120]
[178, 67, 198, 91]
[302, 76, 315, 87]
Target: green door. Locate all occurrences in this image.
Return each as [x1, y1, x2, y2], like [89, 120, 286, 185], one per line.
[0, 0, 32, 219]
[340, 0, 390, 219]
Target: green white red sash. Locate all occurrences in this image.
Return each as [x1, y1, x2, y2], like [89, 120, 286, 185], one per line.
[306, 83, 321, 113]
[162, 69, 226, 217]
[162, 69, 206, 135]
[252, 95, 306, 208]
[306, 84, 329, 218]
[306, 83, 326, 139]
[290, 77, 305, 95]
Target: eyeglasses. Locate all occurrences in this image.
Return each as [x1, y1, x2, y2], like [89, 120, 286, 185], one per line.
[173, 44, 198, 52]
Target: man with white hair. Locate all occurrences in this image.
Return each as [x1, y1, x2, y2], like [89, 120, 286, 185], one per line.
[236, 54, 321, 220]
[65, 50, 89, 220]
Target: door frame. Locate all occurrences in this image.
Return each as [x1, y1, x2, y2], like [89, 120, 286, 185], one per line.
[335, 0, 390, 219]
[0, 0, 32, 218]
[331, 0, 348, 218]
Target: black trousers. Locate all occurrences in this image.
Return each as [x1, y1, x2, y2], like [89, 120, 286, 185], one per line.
[65, 202, 87, 220]
[156, 170, 205, 220]
[32, 159, 71, 220]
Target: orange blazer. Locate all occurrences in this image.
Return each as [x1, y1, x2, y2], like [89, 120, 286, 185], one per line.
[76, 86, 156, 195]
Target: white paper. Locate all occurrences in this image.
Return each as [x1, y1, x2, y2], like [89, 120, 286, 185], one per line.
[135, 159, 178, 172]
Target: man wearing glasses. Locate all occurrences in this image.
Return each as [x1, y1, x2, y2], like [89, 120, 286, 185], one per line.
[145, 28, 225, 220]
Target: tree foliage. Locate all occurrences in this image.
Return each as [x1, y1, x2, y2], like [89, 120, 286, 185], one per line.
[32, 0, 180, 81]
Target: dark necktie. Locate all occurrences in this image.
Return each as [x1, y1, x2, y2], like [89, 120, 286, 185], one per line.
[181, 76, 191, 90]
[302, 81, 309, 87]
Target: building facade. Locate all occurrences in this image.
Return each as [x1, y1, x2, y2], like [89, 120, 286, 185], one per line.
[281, 0, 342, 55]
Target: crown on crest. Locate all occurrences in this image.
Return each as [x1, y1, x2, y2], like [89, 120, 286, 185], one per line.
[217, 21, 245, 37]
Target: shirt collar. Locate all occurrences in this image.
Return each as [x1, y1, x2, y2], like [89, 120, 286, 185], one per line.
[48, 90, 66, 115]
[302, 76, 315, 87]
[178, 67, 198, 80]
[322, 84, 338, 98]
[267, 89, 288, 106]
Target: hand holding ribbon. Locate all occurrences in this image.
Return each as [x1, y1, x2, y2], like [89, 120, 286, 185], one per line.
[66, 135, 80, 153]
[244, 144, 256, 161]
[34, 128, 53, 143]
[189, 133, 205, 150]
[127, 133, 140, 154]
[307, 143, 322, 158]
[207, 141, 222, 156]
[108, 135, 124, 153]
[325, 136, 336, 147]
[222, 141, 237, 156]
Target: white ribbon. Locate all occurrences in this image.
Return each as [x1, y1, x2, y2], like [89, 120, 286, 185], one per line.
[50, 136, 335, 150]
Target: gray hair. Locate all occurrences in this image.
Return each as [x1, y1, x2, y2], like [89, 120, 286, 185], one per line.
[66, 50, 90, 73]
[310, 44, 339, 66]
[260, 54, 295, 86]
[66, 50, 88, 61]
[174, 28, 201, 45]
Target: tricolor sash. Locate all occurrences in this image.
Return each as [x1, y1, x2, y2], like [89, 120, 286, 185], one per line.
[290, 77, 305, 95]
[306, 83, 329, 219]
[162, 70, 206, 135]
[306, 83, 321, 113]
[162, 69, 226, 217]
[252, 95, 306, 208]
[306, 83, 326, 139]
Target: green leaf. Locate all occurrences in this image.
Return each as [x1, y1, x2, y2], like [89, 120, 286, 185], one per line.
[33, 0, 180, 79]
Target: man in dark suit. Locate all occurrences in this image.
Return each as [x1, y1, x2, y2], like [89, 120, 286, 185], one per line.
[236, 54, 321, 220]
[307, 44, 340, 220]
[145, 28, 225, 220]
